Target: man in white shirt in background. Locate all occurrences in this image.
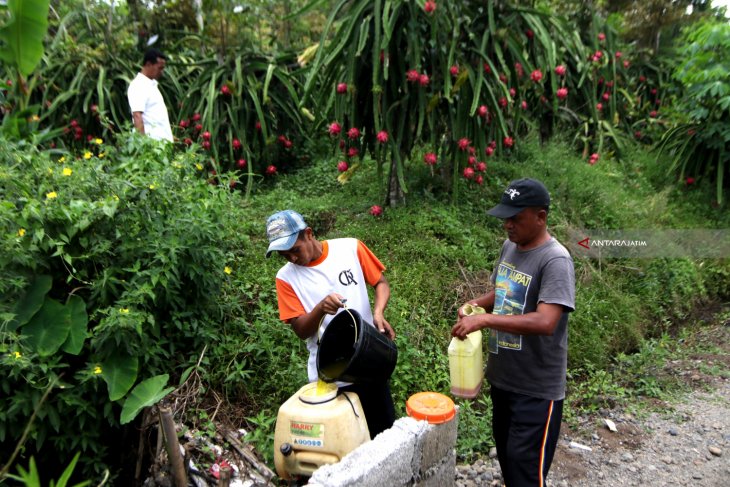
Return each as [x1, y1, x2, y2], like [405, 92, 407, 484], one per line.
[127, 48, 173, 142]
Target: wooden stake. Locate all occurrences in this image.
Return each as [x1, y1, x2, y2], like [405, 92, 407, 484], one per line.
[159, 407, 187, 487]
[222, 430, 276, 483]
[218, 465, 232, 487]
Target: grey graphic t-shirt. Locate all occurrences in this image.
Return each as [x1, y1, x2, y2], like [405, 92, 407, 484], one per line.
[487, 237, 575, 400]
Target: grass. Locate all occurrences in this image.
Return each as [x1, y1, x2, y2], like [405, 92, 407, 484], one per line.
[566, 309, 730, 427]
[220, 133, 730, 464]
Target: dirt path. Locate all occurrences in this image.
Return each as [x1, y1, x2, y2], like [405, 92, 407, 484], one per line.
[456, 318, 730, 487]
[550, 379, 729, 486]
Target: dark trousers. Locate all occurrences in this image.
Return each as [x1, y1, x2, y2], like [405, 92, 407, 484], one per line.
[339, 381, 395, 439]
[490, 385, 563, 487]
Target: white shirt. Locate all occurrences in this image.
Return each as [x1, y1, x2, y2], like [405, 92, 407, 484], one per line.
[127, 72, 173, 142]
[276, 238, 382, 382]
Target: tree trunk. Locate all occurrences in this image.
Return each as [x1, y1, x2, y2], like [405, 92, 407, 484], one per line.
[127, 0, 140, 25]
[387, 155, 405, 207]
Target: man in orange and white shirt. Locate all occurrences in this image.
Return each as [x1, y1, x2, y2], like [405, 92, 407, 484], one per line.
[266, 209, 395, 438]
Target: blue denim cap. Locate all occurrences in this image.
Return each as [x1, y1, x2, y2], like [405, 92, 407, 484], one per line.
[265, 210, 307, 257]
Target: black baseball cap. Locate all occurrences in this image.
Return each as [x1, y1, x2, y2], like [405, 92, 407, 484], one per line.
[486, 178, 550, 218]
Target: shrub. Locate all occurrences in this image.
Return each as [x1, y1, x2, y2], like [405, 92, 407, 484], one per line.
[656, 19, 730, 205]
[0, 133, 248, 477]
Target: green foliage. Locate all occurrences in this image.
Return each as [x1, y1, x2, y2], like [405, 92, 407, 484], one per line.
[0, 0, 51, 77]
[298, 1, 673, 204]
[5, 451, 92, 487]
[3, 127, 728, 472]
[303, 1, 592, 203]
[0, 0, 700, 207]
[168, 48, 309, 181]
[0, 132, 249, 477]
[8, 274, 52, 329]
[2, 0, 730, 475]
[120, 374, 175, 425]
[453, 395, 493, 463]
[0, 0, 51, 139]
[568, 322, 728, 417]
[0, 2, 313, 191]
[245, 409, 278, 465]
[641, 258, 707, 320]
[567, 364, 629, 413]
[656, 19, 730, 204]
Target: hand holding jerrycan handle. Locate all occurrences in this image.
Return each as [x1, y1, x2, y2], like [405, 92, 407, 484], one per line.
[448, 303, 485, 399]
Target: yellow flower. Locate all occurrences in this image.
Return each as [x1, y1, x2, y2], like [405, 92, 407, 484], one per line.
[29, 115, 40, 122]
[47, 168, 54, 174]
[58, 156, 66, 163]
[83, 151, 92, 160]
[18, 228, 26, 237]
[94, 366, 102, 374]
[195, 163, 203, 171]
[94, 138, 103, 145]
[46, 191, 58, 199]
[62, 167, 72, 176]
[99, 152, 105, 158]
[149, 184, 156, 190]
[120, 308, 129, 314]
[224, 266, 232, 275]
[13, 351, 21, 359]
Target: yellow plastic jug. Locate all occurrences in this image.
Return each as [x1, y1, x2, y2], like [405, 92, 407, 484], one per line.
[448, 303, 485, 399]
[273, 381, 370, 480]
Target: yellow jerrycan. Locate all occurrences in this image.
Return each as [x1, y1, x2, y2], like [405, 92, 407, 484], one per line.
[273, 381, 370, 480]
[448, 303, 485, 399]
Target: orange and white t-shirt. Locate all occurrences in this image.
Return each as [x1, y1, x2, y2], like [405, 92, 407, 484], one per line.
[275, 238, 385, 381]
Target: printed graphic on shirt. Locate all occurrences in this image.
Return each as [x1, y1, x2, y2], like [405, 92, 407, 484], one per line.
[338, 269, 358, 286]
[488, 262, 532, 354]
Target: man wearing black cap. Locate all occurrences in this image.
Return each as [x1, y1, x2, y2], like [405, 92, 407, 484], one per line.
[265, 210, 396, 438]
[452, 178, 575, 487]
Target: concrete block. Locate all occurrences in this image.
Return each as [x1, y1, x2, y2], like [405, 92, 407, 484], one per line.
[308, 414, 458, 487]
[414, 412, 459, 474]
[309, 418, 421, 487]
[415, 450, 456, 487]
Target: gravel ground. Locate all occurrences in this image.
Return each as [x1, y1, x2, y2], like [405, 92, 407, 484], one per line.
[455, 321, 730, 487]
[549, 380, 730, 486]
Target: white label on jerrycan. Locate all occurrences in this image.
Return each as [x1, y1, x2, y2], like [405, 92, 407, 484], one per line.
[290, 421, 325, 448]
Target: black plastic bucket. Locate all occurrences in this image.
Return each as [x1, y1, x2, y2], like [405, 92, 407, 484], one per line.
[317, 309, 397, 384]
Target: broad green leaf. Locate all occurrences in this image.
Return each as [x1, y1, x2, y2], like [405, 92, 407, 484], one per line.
[61, 296, 88, 355]
[23, 297, 70, 356]
[10, 274, 52, 331]
[101, 352, 139, 401]
[0, 0, 51, 77]
[120, 375, 174, 425]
